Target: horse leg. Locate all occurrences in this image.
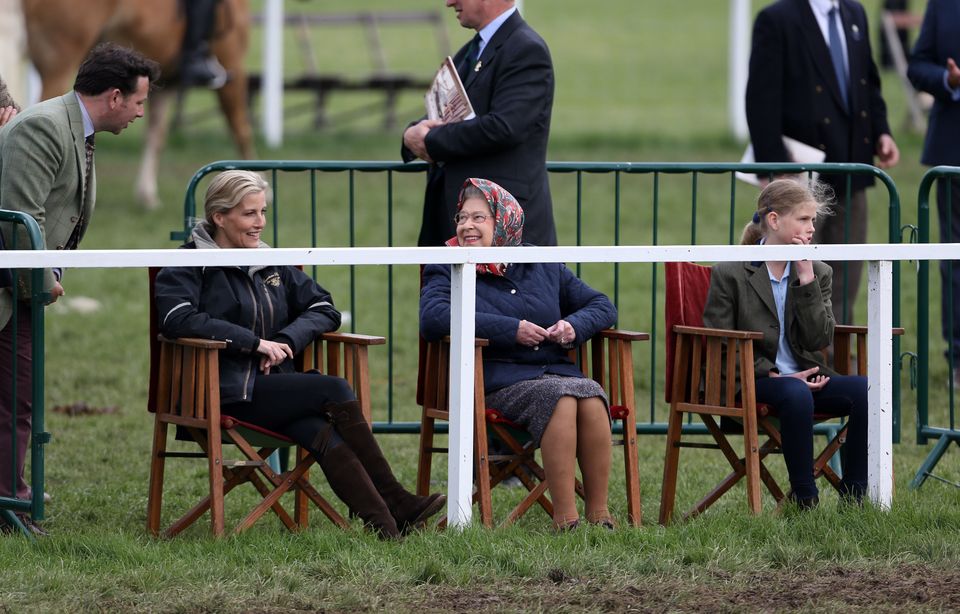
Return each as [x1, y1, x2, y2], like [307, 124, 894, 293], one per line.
[136, 88, 173, 210]
[213, 0, 254, 159]
[215, 76, 255, 159]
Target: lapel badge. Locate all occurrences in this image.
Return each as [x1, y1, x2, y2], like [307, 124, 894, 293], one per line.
[851, 24, 861, 41]
[474, 60, 482, 72]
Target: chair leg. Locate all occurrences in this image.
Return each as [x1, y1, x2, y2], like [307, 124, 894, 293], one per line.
[622, 413, 642, 527]
[473, 402, 493, 528]
[146, 416, 169, 537]
[294, 447, 309, 529]
[206, 422, 225, 537]
[659, 403, 684, 525]
[416, 409, 436, 497]
[741, 410, 762, 515]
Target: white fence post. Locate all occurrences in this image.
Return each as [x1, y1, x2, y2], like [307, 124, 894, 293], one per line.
[728, 0, 750, 141]
[867, 259, 894, 508]
[262, 0, 284, 148]
[447, 263, 477, 528]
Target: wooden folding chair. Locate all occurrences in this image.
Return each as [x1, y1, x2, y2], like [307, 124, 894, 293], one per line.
[145, 268, 384, 537]
[416, 329, 647, 528]
[659, 261, 902, 524]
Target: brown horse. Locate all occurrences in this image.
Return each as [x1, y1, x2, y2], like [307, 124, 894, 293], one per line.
[23, 0, 254, 209]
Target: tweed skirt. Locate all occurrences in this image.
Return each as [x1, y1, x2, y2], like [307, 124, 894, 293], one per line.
[485, 374, 609, 446]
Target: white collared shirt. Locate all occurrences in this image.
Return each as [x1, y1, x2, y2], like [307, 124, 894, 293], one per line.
[476, 5, 518, 59]
[808, 0, 849, 74]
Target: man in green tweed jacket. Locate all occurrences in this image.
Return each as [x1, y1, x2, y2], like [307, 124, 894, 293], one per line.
[0, 43, 158, 536]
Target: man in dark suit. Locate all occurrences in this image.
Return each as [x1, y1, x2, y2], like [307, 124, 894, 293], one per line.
[402, 0, 556, 246]
[0, 43, 158, 536]
[908, 0, 960, 382]
[745, 0, 899, 323]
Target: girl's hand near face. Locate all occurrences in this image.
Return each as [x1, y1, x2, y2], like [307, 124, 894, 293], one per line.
[791, 235, 815, 285]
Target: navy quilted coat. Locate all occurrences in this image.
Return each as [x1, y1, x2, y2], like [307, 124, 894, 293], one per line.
[420, 261, 617, 393]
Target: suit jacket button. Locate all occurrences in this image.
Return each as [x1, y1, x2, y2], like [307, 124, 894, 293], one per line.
[533, 345, 540, 351]
[860, 78, 867, 85]
[864, 137, 870, 144]
[823, 117, 830, 125]
[56, 245, 64, 250]
[860, 111, 868, 118]
[70, 216, 79, 223]
[819, 144, 827, 150]
[815, 85, 823, 93]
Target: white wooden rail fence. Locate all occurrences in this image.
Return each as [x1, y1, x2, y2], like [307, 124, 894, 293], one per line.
[7, 243, 944, 526]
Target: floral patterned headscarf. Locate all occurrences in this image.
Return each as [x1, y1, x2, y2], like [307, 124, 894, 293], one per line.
[445, 178, 525, 276]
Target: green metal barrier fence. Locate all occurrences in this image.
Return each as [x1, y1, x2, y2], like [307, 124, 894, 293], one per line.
[0, 210, 48, 538]
[176, 161, 904, 441]
[913, 165, 960, 488]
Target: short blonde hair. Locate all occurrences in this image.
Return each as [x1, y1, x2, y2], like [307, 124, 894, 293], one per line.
[202, 171, 270, 231]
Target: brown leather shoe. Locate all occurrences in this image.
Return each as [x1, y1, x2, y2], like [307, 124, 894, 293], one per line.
[0, 513, 48, 537]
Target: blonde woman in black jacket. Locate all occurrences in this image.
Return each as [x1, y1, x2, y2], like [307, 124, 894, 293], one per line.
[155, 171, 444, 538]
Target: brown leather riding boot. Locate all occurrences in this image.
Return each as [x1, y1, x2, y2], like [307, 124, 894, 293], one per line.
[326, 400, 446, 533]
[317, 443, 400, 539]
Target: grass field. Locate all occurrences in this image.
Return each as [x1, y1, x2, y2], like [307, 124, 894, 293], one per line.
[3, 0, 960, 612]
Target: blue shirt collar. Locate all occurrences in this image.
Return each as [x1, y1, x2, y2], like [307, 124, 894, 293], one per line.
[75, 92, 95, 139]
[477, 5, 518, 56]
[809, 0, 839, 19]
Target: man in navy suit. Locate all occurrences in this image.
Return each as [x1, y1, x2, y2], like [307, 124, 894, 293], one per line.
[908, 0, 960, 380]
[745, 0, 899, 323]
[402, 0, 556, 247]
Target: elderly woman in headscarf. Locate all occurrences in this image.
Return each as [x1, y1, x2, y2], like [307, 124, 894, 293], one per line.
[419, 178, 618, 531]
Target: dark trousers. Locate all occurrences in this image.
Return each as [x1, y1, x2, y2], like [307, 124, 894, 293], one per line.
[816, 188, 867, 325]
[221, 372, 355, 458]
[936, 178, 960, 362]
[755, 374, 868, 498]
[0, 308, 31, 500]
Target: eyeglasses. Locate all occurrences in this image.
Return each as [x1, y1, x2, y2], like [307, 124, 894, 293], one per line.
[454, 212, 491, 225]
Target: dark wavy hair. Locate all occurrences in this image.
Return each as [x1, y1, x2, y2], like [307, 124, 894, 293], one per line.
[73, 43, 160, 96]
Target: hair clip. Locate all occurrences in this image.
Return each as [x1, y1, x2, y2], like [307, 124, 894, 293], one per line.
[752, 211, 761, 224]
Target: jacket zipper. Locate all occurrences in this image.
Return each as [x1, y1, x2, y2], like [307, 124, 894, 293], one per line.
[240, 275, 260, 400]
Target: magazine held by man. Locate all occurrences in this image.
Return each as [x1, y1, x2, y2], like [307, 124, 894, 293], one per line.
[425, 56, 475, 123]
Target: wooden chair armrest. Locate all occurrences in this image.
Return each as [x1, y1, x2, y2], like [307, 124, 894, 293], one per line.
[673, 325, 763, 340]
[834, 325, 867, 335]
[833, 325, 905, 336]
[320, 332, 386, 346]
[597, 329, 650, 342]
[158, 335, 227, 350]
[441, 335, 490, 347]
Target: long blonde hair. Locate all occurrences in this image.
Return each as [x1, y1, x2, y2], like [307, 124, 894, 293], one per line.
[741, 178, 833, 245]
[201, 170, 270, 233]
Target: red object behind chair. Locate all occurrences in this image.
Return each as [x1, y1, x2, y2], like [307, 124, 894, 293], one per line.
[664, 261, 713, 403]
